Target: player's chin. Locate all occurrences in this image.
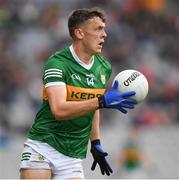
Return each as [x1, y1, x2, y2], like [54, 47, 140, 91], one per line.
[96, 50, 102, 54]
[95, 47, 102, 54]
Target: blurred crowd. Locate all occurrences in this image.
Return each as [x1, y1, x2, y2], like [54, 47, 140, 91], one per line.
[0, 0, 179, 145]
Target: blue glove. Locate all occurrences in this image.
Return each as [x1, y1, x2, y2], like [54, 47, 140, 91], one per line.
[90, 139, 113, 176]
[98, 80, 138, 113]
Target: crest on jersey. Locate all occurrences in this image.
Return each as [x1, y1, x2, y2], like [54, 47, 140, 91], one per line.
[100, 74, 106, 84]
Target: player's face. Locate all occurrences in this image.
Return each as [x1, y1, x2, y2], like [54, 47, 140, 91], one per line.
[81, 17, 107, 54]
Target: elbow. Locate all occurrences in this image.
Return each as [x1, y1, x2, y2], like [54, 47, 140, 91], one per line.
[51, 108, 69, 120]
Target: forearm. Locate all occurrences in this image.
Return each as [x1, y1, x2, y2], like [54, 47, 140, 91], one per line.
[53, 98, 99, 120]
[90, 110, 100, 141]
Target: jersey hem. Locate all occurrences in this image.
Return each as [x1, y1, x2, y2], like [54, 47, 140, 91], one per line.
[28, 137, 86, 160]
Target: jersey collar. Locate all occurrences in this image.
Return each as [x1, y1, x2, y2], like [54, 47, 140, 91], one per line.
[69, 45, 94, 70]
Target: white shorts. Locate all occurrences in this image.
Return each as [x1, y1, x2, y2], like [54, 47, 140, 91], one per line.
[20, 139, 84, 180]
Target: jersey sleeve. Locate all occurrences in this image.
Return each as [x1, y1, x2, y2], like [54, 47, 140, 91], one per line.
[43, 57, 66, 88]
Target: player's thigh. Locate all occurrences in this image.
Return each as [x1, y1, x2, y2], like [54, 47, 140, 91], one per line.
[20, 168, 52, 179]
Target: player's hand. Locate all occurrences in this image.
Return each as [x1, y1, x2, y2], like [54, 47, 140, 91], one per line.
[98, 80, 138, 113]
[90, 139, 113, 176]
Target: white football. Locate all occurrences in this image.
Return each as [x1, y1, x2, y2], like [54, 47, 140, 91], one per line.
[113, 69, 149, 103]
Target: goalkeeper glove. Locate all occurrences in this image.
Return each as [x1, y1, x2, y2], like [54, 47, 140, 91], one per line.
[90, 139, 113, 176]
[98, 80, 138, 113]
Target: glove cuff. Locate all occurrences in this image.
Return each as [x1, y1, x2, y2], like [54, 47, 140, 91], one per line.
[91, 139, 101, 146]
[98, 95, 106, 108]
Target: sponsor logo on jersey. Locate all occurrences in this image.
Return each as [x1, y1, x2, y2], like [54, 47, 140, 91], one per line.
[86, 74, 95, 78]
[67, 85, 105, 101]
[71, 74, 81, 81]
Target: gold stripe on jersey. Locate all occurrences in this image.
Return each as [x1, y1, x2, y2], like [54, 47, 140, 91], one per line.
[42, 84, 105, 101]
[43, 84, 48, 100]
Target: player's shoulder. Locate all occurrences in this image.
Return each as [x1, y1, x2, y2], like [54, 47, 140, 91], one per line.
[94, 54, 112, 70]
[44, 47, 70, 68]
[48, 47, 70, 62]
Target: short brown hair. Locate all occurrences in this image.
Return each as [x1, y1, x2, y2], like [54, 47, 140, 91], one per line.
[68, 8, 105, 39]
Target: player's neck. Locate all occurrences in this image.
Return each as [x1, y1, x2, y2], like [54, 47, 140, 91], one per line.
[72, 43, 93, 65]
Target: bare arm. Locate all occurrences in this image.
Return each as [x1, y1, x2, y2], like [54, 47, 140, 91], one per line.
[90, 110, 100, 141]
[46, 85, 99, 120]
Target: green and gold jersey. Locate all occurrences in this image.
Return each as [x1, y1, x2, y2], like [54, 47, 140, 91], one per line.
[28, 46, 112, 159]
[122, 141, 142, 170]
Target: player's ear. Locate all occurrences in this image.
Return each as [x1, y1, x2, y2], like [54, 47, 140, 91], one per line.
[74, 28, 84, 40]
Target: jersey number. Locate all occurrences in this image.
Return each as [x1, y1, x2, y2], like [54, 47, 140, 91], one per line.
[86, 77, 94, 86]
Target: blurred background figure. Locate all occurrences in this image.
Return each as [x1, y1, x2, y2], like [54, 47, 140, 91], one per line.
[0, 0, 179, 179]
[114, 127, 148, 179]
